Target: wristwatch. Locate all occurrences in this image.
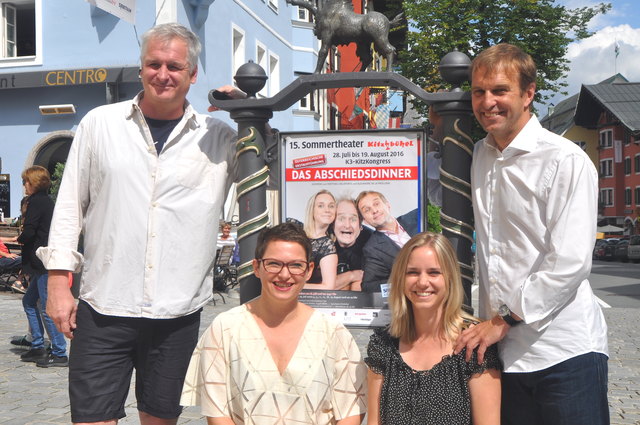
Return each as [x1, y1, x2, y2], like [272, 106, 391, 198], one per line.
[498, 304, 521, 326]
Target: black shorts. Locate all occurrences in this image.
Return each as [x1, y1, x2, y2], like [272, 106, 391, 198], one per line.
[69, 300, 201, 423]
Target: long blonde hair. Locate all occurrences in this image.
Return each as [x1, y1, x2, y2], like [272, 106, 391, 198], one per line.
[388, 232, 473, 342]
[303, 189, 336, 239]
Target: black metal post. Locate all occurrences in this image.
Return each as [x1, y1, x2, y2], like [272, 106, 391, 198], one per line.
[434, 51, 475, 311]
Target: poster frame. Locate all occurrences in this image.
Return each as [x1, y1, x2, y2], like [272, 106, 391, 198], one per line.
[278, 128, 428, 328]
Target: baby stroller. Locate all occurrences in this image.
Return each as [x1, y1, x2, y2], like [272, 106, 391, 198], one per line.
[212, 245, 238, 303]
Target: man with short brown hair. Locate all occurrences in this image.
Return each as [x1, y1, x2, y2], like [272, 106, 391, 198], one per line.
[455, 43, 609, 425]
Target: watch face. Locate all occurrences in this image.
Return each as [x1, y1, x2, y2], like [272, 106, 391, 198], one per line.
[498, 305, 509, 316]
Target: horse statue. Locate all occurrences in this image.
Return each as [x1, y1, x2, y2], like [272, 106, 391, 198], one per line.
[286, 0, 402, 73]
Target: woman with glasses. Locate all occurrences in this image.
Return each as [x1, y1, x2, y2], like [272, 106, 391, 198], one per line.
[365, 232, 501, 425]
[181, 222, 366, 424]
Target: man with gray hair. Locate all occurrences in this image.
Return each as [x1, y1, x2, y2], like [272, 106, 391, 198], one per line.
[40, 23, 237, 424]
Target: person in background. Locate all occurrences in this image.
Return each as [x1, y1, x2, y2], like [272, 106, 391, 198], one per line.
[455, 43, 609, 425]
[16, 166, 68, 367]
[39, 23, 238, 424]
[216, 221, 235, 249]
[334, 197, 372, 291]
[181, 223, 367, 424]
[303, 189, 339, 289]
[366, 232, 501, 425]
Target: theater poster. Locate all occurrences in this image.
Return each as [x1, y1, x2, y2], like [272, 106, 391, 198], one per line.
[279, 129, 427, 328]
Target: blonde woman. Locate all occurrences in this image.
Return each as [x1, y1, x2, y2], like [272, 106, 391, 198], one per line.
[366, 232, 501, 425]
[303, 189, 339, 289]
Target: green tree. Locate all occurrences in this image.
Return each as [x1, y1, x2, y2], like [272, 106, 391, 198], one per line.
[427, 203, 442, 233]
[49, 162, 65, 204]
[401, 0, 610, 116]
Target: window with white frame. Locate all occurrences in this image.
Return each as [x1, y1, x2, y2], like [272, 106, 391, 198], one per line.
[600, 188, 613, 207]
[625, 187, 632, 206]
[268, 52, 279, 97]
[635, 186, 640, 205]
[635, 154, 640, 174]
[600, 159, 613, 178]
[599, 129, 612, 148]
[231, 26, 245, 79]
[625, 156, 631, 175]
[1, 0, 36, 60]
[574, 141, 587, 151]
[296, 5, 313, 22]
[255, 42, 267, 97]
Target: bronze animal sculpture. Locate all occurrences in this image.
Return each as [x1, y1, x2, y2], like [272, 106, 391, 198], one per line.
[286, 0, 402, 73]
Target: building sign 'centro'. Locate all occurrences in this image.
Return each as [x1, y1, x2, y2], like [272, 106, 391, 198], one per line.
[45, 68, 108, 86]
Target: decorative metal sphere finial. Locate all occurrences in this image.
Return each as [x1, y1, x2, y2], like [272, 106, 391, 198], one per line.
[438, 50, 471, 90]
[234, 60, 268, 98]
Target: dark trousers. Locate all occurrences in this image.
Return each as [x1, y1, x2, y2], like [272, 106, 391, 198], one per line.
[502, 352, 609, 425]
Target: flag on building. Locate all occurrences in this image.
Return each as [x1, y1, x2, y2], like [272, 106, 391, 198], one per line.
[348, 87, 366, 121]
[375, 104, 391, 129]
[615, 40, 620, 58]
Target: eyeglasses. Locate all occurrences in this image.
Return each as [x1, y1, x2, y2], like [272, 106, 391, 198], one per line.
[257, 258, 309, 275]
[21, 179, 26, 185]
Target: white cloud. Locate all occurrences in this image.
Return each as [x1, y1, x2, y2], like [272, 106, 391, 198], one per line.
[539, 24, 640, 110]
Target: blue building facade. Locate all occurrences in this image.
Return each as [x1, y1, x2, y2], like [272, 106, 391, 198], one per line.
[0, 0, 321, 216]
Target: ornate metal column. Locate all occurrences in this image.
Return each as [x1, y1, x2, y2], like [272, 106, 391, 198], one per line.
[432, 51, 475, 310]
[221, 62, 272, 304]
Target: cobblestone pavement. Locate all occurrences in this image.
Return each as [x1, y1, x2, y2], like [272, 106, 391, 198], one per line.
[0, 289, 638, 424]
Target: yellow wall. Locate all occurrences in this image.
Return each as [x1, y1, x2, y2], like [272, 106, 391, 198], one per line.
[565, 126, 598, 167]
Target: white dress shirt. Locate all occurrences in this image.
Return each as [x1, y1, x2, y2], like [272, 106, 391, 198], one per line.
[471, 115, 608, 373]
[38, 93, 237, 318]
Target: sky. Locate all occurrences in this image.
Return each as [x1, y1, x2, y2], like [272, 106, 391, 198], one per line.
[537, 0, 640, 114]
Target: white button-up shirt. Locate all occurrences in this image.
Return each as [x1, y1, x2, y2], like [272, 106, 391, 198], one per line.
[38, 93, 237, 318]
[471, 115, 608, 373]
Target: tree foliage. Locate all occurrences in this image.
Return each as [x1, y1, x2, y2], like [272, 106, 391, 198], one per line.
[49, 162, 65, 204]
[400, 0, 611, 114]
[427, 204, 442, 233]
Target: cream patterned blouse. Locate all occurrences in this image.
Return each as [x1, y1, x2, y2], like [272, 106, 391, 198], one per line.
[180, 305, 367, 424]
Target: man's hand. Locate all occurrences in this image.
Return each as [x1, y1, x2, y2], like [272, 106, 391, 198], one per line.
[46, 270, 77, 339]
[454, 315, 510, 363]
[208, 85, 247, 112]
[2, 252, 18, 259]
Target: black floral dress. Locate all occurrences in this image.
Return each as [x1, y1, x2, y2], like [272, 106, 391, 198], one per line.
[365, 327, 502, 425]
[307, 236, 336, 283]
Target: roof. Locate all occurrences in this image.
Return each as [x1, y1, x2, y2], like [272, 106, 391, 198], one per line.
[574, 82, 640, 134]
[539, 93, 579, 135]
[540, 74, 630, 136]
